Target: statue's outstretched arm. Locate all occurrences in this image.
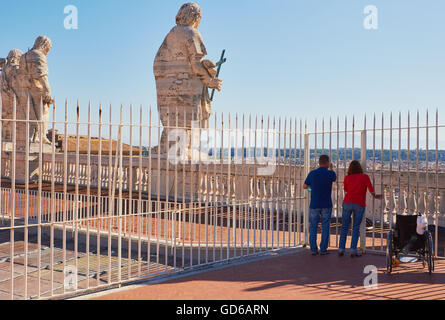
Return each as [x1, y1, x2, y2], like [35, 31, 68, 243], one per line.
[37, 75, 53, 105]
[186, 30, 222, 91]
[190, 56, 221, 91]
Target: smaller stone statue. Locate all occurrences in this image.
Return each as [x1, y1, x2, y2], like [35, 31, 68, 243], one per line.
[0, 49, 23, 140]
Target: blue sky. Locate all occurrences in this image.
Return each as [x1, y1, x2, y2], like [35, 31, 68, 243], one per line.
[1, 0, 444, 145]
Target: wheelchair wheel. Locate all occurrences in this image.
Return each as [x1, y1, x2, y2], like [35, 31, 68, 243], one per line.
[386, 230, 394, 274]
[425, 231, 434, 274]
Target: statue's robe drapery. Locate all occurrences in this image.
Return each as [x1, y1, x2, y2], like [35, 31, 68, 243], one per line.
[18, 49, 50, 120]
[154, 25, 212, 152]
[17, 49, 51, 142]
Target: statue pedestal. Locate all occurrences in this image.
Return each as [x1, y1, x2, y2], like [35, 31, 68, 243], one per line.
[2, 142, 53, 184]
[2, 142, 52, 153]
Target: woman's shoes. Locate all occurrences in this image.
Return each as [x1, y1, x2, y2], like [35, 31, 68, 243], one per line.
[338, 250, 362, 257]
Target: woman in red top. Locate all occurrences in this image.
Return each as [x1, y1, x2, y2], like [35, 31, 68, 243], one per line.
[338, 161, 382, 257]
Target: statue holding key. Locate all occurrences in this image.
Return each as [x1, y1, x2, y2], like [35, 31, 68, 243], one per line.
[153, 2, 226, 155]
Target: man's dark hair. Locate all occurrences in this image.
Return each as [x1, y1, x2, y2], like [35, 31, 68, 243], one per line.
[319, 155, 330, 165]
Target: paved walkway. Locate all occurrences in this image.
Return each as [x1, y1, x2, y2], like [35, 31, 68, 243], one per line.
[87, 248, 445, 300]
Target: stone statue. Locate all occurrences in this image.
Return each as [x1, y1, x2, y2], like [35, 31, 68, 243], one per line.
[0, 49, 23, 140]
[18, 35, 53, 144]
[153, 2, 222, 155]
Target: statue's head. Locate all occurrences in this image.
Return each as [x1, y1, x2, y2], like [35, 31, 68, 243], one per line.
[7, 49, 23, 66]
[176, 2, 202, 29]
[32, 36, 52, 56]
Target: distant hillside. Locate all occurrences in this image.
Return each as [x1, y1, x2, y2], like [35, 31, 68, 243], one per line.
[310, 148, 445, 162]
[202, 148, 445, 162]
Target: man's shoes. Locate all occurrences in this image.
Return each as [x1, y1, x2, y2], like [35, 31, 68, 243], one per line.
[320, 251, 330, 255]
[350, 252, 362, 258]
[311, 251, 319, 256]
[338, 251, 344, 257]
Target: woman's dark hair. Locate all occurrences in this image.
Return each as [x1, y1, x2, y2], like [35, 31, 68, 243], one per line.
[347, 160, 363, 175]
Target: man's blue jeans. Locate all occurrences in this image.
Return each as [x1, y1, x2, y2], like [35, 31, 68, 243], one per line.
[339, 203, 366, 254]
[309, 208, 332, 253]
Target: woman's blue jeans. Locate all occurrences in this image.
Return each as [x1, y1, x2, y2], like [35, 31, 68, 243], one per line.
[339, 203, 366, 254]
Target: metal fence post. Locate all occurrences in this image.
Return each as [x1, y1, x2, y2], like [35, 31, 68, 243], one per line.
[303, 133, 310, 246]
[360, 130, 367, 252]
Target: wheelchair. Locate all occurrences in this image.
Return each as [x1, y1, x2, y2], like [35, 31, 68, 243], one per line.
[386, 214, 434, 274]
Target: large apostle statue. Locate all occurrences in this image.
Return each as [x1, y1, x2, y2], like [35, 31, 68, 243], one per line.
[153, 2, 222, 156]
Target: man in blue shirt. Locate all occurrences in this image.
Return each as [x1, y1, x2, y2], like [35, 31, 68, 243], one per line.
[303, 155, 337, 255]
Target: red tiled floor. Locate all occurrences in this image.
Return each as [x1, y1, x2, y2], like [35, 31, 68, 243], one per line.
[91, 249, 445, 300]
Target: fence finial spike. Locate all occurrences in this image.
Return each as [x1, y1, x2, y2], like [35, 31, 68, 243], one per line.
[64, 98, 68, 122]
[26, 94, 30, 121]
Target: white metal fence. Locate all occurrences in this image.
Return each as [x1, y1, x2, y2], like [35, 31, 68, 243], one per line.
[0, 98, 443, 299]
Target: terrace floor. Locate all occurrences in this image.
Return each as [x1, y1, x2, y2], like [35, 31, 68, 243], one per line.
[86, 247, 445, 300]
[0, 180, 443, 300]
